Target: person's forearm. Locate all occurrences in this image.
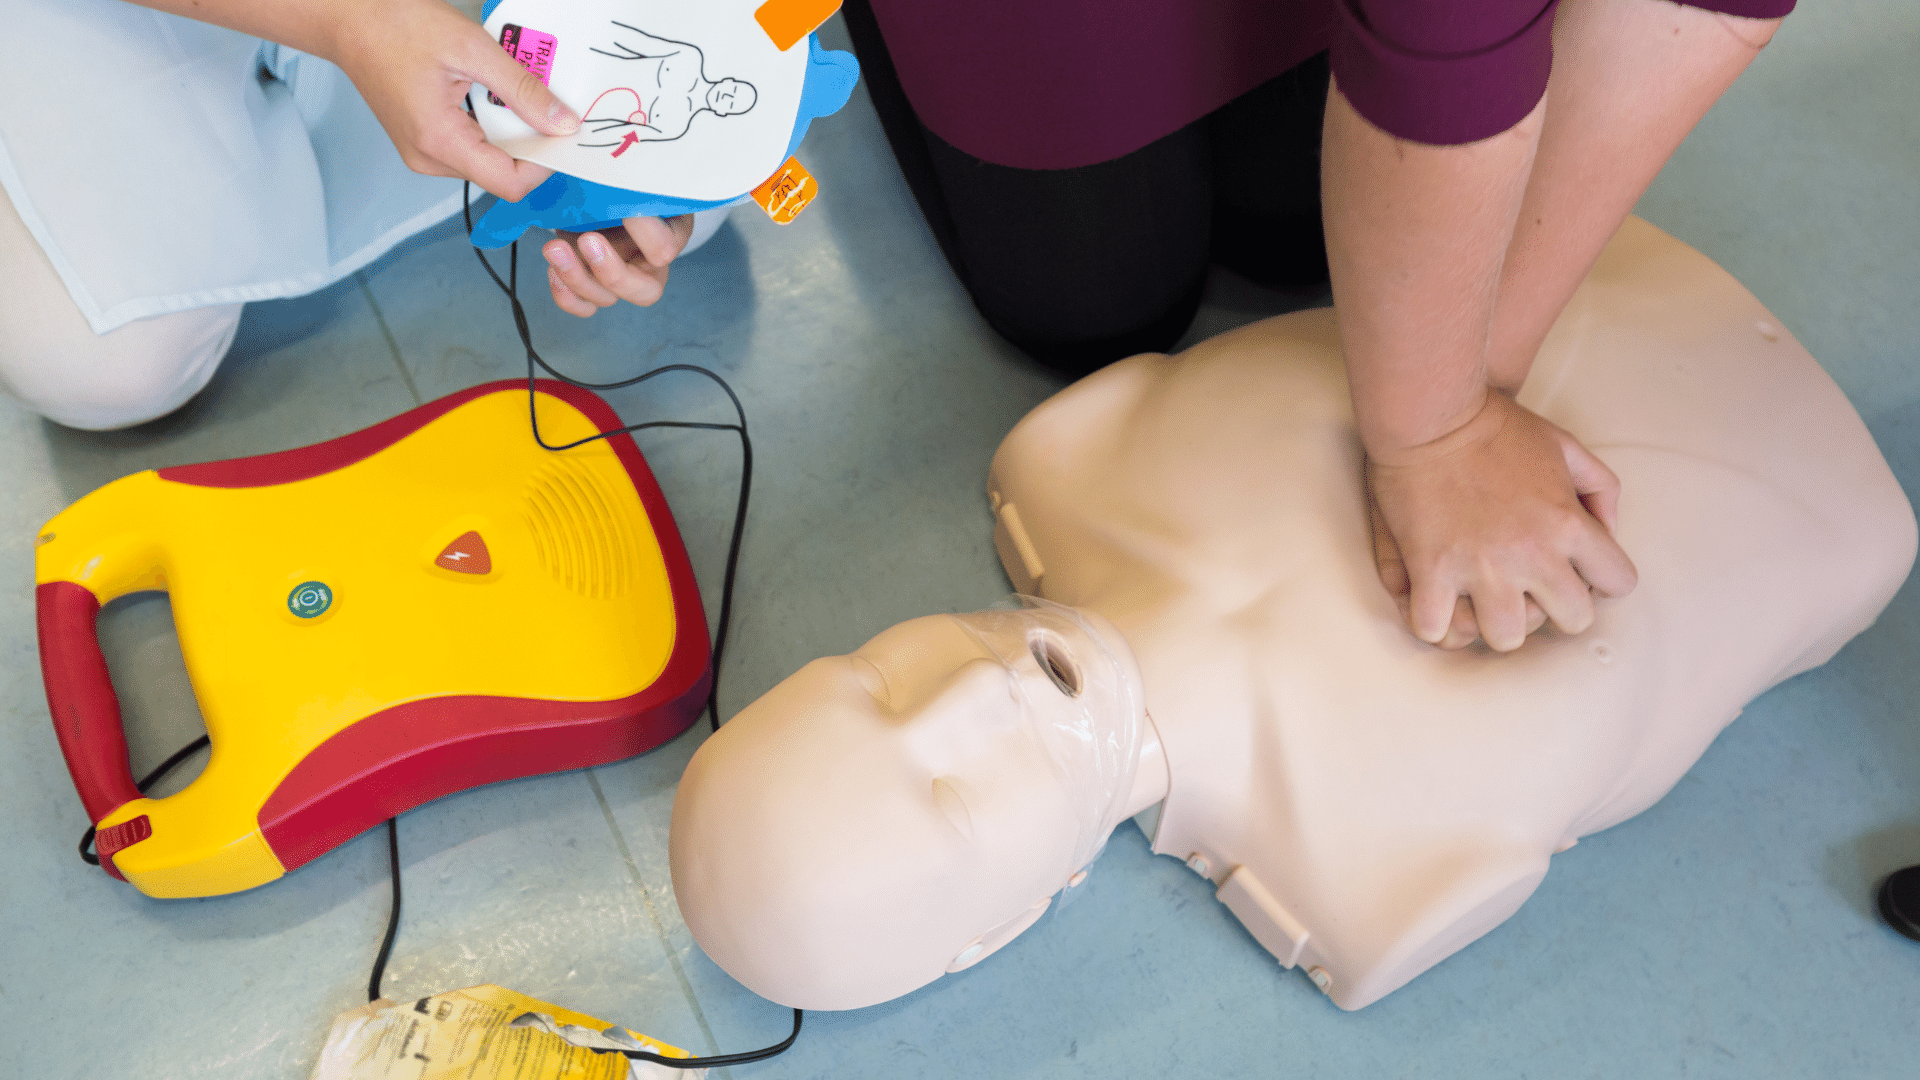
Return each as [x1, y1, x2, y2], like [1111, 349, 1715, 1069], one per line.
[1484, 0, 1781, 391]
[121, 0, 361, 60]
[127, 0, 574, 206]
[1322, 84, 1543, 459]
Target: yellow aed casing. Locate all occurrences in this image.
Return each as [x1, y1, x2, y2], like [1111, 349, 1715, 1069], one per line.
[36, 381, 710, 898]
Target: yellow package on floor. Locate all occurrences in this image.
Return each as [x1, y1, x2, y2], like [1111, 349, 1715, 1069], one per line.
[310, 984, 701, 1080]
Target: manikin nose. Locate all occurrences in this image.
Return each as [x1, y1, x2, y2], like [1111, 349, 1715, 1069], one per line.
[900, 658, 1017, 725]
[892, 659, 1037, 780]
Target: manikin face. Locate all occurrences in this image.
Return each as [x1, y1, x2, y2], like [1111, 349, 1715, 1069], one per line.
[670, 601, 1144, 1010]
[706, 78, 756, 116]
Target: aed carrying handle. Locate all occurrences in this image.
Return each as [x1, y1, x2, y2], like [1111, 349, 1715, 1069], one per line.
[37, 581, 146, 834]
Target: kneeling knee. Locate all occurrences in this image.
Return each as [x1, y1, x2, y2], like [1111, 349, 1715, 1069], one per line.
[0, 303, 241, 430]
[971, 273, 1207, 380]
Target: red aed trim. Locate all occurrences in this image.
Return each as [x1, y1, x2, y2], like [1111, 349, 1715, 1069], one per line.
[36, 581, 143, 830]
[158, 382, 500, 488]
[258, 669, 709, 871]
[94, 814, 153, 881]
[156, 380, 648, 490]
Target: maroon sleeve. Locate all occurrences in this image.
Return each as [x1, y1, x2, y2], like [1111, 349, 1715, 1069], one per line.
[1332, 0, 1796, 147]
[863, 0, 1333, 170]
[1331, 0, 1561, 146]
[1685, 0, 1796, 15]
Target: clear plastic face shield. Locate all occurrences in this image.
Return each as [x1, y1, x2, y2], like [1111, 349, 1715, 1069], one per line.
[946, 596, 1146, 894]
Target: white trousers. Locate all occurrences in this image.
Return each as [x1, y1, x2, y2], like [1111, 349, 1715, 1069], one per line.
[0, 181, 240, 431]
[0, 185, 730, 431]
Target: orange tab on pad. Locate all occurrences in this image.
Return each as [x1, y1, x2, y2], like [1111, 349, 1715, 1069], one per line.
[755, 0, 842, 51]
[752, 158, 817, 224]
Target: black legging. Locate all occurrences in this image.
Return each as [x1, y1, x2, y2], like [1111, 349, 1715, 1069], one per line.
[842, 0, 1330, 378]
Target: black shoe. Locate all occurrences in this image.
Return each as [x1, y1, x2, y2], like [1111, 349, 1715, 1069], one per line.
[1879, 864, 1920, 943]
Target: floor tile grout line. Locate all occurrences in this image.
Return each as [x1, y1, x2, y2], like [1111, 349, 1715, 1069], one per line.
[355, 272, 424, 407]
[584, 768, 726, 1062]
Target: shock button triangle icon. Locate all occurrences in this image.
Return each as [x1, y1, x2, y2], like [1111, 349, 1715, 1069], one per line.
[435, 531, 492, 575]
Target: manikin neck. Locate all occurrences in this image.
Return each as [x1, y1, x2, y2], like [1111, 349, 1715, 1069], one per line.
[1123, 711, 1171, 818]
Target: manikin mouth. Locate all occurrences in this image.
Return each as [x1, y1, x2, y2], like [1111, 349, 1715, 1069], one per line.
[947, 597, 1147, 881]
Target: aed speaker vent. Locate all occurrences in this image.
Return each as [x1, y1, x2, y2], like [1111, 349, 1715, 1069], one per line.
[524, 458, 643, 600]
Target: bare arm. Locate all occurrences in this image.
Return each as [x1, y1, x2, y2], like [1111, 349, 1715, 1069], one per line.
[1487, 0, 1781, 391]
[1327, 0, 1782, 652]
[1323, 86, 1537, 462]
[124, 0, 577, 200]
[122, 0, 338, 55]
[131, 0, 699, 315]
[1326, 87, 1636, 653]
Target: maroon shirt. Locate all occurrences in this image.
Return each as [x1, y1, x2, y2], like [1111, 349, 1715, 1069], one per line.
[865, 0, 1797, 169]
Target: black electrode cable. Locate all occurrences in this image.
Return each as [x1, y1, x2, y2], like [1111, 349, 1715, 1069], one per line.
[70, 736, 402, 1001]
[361, 813, 799, 1069]
[459, 185, 795, 1069]
[78, 733, 211, 865]
[616, 1007, 804, 1069]
[368, 817, 402, 1002]
[464, 183, 752, 736]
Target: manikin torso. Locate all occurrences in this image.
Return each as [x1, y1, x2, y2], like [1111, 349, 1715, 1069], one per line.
[669, 218, 1915, 1012]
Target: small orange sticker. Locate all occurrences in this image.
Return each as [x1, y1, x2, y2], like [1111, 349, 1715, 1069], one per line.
[754, 0, 842, 51]
[751, 158, 817, 224]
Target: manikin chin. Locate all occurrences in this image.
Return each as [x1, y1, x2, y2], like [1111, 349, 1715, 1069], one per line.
[668, 217, 1917, 1012]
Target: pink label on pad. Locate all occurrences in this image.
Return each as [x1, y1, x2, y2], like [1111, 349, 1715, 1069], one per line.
[488, 24, 559, 106]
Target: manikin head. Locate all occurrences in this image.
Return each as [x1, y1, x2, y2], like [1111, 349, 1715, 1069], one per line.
[706, 78, 757, 116]
[669, 599, 1145, 1010]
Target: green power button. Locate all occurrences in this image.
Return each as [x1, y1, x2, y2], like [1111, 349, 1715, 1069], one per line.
[288, 581, 333, 619]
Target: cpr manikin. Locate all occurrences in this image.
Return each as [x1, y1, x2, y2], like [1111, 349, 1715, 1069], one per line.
[669, 218, 1917, 1011]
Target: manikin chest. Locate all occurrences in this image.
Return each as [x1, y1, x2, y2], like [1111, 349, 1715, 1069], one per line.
[984, 219, 1915, 1008]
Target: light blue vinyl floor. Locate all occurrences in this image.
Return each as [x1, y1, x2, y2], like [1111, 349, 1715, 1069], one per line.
[4, 8, 1918, 1078]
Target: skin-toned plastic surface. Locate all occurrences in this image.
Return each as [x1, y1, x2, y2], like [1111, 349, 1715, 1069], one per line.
[669, 217, 1916, 1012]
[671, 603, 1168, 1010]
